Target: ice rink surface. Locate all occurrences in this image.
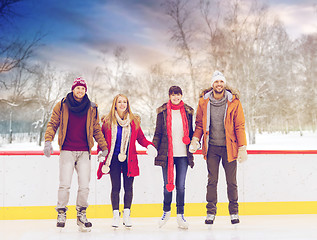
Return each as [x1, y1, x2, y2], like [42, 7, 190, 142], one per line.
[1, 214, 316, 240]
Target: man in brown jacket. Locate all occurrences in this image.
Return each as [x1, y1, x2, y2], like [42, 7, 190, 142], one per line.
[43, 77, 108, 231]
[189, 70, 247, 225]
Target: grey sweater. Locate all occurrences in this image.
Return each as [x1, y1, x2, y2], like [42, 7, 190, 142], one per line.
[208, 91, 227, 146]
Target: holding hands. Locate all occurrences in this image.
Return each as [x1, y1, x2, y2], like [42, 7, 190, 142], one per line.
[97, 149, 108, 162]
[147, 144, 158, 158]
[189, 137, 200, 153]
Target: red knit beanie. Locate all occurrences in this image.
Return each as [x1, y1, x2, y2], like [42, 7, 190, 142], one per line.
[71, 77, 87, 91]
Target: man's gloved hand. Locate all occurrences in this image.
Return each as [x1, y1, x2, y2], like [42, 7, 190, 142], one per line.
[237, 145, 247, 163]
[189, 137, 200, 153]
[43, 141, 53, 158]
[98, 149, 108, 162]
[146, 144, 158, 158]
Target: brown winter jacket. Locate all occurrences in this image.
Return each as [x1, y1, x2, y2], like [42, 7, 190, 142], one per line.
[44, 97, 107, 153]
[193, 88, 247, 162]
[152, 102, 195, 168]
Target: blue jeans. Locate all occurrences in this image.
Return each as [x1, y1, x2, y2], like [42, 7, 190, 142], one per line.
[162, 157, 188, 214]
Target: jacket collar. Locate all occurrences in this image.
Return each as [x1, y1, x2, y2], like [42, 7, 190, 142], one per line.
[157, 102, 194, 114]
[203, 89, 233, 102]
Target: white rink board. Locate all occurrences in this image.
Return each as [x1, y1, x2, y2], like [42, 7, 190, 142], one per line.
[0, 153, 317, 207]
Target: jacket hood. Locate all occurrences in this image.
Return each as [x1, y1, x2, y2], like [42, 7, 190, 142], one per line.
[200, 85, 240, 102]
[156, 102, 194, 115]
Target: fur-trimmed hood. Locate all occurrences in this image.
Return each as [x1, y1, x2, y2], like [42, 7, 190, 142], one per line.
[200, 85, 240, 100]
[156, 102, 194, 115]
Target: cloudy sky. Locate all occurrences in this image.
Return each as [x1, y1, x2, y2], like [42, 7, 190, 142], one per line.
[4, 0, 317, 75]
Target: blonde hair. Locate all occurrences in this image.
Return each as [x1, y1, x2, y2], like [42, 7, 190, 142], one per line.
[103, 94, 140, 128]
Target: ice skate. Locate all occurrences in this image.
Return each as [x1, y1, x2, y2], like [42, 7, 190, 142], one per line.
[177, 214, 189, 229]
[77, 207, 92, 232]
[158, 211, 171, 228]
[230, 214, 240, 224]
[205, 214, 215, 224]
[123, 208, 132, 228]
[112, 210, 120, 228]
[56, 208, 67, 229]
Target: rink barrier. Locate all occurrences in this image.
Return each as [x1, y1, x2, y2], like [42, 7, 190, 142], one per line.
[1, 149, 317, 155]
[1, 150, 317, 220]
[1, 201, 317, 220]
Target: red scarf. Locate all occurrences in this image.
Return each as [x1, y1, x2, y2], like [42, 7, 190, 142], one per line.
[166, 100, 190, 192]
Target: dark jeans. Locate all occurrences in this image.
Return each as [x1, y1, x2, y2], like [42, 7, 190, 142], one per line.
[109, 155, 134, 210]
[206, 145, 238, 215]
[162, 157, 188, 214]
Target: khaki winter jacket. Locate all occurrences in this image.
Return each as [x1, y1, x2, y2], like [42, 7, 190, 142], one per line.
[44, 98, 107, 153]
[193, 88, 247, 162]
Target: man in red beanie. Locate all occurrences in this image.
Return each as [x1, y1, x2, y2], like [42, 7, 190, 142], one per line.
[43, 77, 108, 231]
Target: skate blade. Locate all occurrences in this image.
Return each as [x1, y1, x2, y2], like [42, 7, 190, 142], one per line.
[78, 226, 91, 232]
[178, 225, 189, 230]
[56, 227, 65, 233]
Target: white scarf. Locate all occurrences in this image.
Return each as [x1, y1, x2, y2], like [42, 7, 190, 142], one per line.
[115, 111, 131, 162]
[102, 112, 131, 173]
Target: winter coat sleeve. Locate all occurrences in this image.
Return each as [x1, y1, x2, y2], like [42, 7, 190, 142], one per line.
[234, 101, 247, 147]
[152, 112, 163, 150]
[44, 102, 61, 142]
[136, 125, 153, 148]
[193, 98, 204, 141]
[93, 109, 108, 151]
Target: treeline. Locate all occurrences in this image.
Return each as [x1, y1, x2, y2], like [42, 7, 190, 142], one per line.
[0, 0, 316, 146]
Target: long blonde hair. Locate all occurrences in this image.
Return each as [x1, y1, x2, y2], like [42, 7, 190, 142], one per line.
[102, 94, 140, 129]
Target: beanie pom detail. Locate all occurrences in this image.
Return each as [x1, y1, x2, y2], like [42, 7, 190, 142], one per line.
[72, 77, 87, 91]
[166, 183, 174, 192]
[182, 136, 190, 145]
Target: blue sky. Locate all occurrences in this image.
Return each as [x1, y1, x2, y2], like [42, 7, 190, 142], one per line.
[3, 0, 317, 74]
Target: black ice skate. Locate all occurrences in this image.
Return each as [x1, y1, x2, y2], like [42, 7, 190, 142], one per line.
[77, 207, 92, 232]
[230, 214, 240, 224]
[205, 214, 215, 224]
[56, 208, 67, 228]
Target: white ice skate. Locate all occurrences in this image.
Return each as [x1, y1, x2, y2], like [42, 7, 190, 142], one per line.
[123, 208, 132, 228]
[177, 214, 189, 229]
[158, 211, 171, 228]
[112, 210, 120, 228]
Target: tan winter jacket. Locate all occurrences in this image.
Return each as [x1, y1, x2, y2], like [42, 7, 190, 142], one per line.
[44, 98, 107, 153]
[193, 88, 247, 162]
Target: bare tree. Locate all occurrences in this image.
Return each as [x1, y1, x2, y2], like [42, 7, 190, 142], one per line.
[30, 63, 68, 146]
[0, 0, 22, 24]
[163, 0, 199, 102]
[295, 34, 317, 132]
[0, 0, 44, 87]
[0, 34, 43, 76]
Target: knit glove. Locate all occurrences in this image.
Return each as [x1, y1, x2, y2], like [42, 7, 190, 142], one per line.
[237, 145, 247, 163]
[146, 144, 158, 158]
[97, 149, 108, 162]
[43, 141, 53, 158]
[189, 137, 200, 153]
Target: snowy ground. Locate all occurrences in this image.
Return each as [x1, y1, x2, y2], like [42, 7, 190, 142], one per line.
[0, 131, 316, 151]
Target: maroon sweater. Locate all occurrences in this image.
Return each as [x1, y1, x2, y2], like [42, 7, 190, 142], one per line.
[62, 111, 89, 151]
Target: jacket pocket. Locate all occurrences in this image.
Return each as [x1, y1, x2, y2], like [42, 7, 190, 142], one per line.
[230, 138, 238, 159]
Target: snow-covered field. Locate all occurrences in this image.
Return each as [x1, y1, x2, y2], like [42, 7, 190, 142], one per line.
[0, 131, 316, 151]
